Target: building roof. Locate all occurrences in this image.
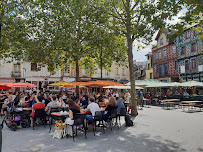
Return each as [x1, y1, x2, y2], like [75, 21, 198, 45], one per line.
[155, 29, 176, 40]
[145, 52, 152, 56]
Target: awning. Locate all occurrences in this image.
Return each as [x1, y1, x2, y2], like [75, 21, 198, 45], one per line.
[103, 85, 144, 90]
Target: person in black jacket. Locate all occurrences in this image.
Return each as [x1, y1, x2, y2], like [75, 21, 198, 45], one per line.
[103, 97, 117, 122]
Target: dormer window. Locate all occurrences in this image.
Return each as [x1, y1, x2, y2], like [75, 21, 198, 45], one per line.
[160, 38, 164, 46]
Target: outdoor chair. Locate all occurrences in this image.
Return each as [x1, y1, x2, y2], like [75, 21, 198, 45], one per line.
[71, 113, 86, 142]
[49, 107, 61, 133]
[117, 108, 127, 126]
[32, 109, 46, 130]
[93, 111, 105, 135]
[109, 109, 119, 131]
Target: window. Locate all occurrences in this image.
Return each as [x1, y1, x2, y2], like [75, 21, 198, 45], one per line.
[82, 69, 88, 75]
[191, 58, 196, 69]
[106, 70, 109, 76]
[191, 43, 196, 52]
[14, 63, 20, 73]
[181, 47, 185, 55]
[163, 48, 167, 57]
[150, 73, 153, 79]
[172, 46, 176, 54]
[164, 63, 168, 76]
[174, 61, 178, 71]
[158, 51, 162, 59]
[147, 63, 150, 70]
[156, 65, 159, 73]
[194, 30, 199, 36]
[155, 52, 158, 59]
[147, 56, 150, 60]
[185, 31, 190, 39]
[151, 57, 153, 67]
[115, 68, 119, 77]
[31, 63, 37, 71]
[122, 68, 126, 76]
[64, 65, 70, 74]
[179, 36, 182, 42]
[160, 38, 164, 46]
[185, 60, 189, 71]
[159, 64, 162, 76]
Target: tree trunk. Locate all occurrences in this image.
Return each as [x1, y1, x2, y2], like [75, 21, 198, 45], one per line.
[75, 59, 80, 97]
[126, 0, 138, 116]
[126, 38, 138, 116]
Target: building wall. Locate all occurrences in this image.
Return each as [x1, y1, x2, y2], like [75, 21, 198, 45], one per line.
[91, 62, 130, 83]
[176, 27, 203, 82]
[145, 54, 153, 79]
[152, 32, 179, 82]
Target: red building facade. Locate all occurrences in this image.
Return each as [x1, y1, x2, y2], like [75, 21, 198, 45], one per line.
[152, 30, 179, 82]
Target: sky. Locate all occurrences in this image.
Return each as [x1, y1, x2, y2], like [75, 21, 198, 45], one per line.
[132, 9, 187, 61]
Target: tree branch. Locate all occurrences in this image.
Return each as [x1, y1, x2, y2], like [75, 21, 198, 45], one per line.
[131, 0, 141, 12]
[122, 0, 127, 10]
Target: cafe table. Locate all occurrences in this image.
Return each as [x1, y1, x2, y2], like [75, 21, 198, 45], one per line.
[160, 99, 180, 109]
[180, 101, 203, 112]
[23, 107, 32, 111]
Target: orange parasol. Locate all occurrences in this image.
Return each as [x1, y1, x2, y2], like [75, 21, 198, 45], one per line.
[7, 83, 38, 88]
[63, 82, 88, 88]
[0, 83, 11, 89]
[85, 80, 124, 87]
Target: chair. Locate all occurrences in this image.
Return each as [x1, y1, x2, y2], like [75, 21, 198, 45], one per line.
[49, 107, 60, 133]
[109, 109, 119, 131]
[32, 109, 46, 130]
[71, 113, 86, 142]
[117, 108, 126, 126]
[93, 111, 105, 135]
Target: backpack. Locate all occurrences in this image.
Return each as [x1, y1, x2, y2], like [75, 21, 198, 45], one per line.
[125, 114, 134, 127]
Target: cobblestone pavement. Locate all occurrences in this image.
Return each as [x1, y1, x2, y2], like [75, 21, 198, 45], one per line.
[1, 106, 203, 152]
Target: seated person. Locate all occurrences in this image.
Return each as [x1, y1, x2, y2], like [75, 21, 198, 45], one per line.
[2, 96, 14, 120]
[45, 95, 59, 115]
[30, 95, 45, 127]
[27, 94, 37, 107]
[116, 95, 125, 114]
[84, 97, 100, 130]
[82, 96, 89, 107]
[57, 96, 66, 107]
[103, 97, 117, 124]
[65, 99, 80, 136]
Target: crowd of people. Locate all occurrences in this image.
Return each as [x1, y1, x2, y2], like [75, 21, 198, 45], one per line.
[0, 90, 133, 135]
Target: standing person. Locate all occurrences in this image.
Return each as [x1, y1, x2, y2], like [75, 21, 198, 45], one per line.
[137, 90, 143, 109]
[30, 95, 45, 127]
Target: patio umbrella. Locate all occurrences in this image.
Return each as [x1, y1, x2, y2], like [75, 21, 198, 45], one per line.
[103, 85, 144, 89]
[63, 82, 88, 88]
[85, 80, 124, 87]
[0, 83, 11, 89]
[7, 83, 38, 88]
[49, 81, 70, 86]
[181, 81, 203, 87]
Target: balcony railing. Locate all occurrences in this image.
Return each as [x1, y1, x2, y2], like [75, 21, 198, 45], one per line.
[11, 71, 21, 77]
